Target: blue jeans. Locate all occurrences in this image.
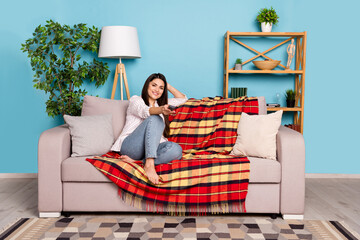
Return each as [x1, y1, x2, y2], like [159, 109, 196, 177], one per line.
[120, 115, 183, 165]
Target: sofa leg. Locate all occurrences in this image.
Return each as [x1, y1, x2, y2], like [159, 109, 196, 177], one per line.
[39, 212, 61, 218]
[62, 212, 71, 217]
[270, 214, 279, 219]
[282, 214, 304, 220]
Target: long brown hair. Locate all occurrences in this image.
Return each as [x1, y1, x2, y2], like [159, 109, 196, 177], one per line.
[141, 73, 170, 138]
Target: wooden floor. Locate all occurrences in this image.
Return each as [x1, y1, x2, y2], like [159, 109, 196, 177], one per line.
[0, 178, 359, 234]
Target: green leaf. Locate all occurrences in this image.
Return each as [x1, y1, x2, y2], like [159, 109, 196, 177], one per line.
[21, 19, 110, 118]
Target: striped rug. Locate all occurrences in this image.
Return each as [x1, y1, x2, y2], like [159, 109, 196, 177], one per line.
[1, 216, 359, 239]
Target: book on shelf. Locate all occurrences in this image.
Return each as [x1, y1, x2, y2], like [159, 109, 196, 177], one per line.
[266, 103, 280, 107]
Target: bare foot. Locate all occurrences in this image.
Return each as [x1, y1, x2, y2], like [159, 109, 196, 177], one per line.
[144, 159, 160, 185]
[119, 155, 136, 163]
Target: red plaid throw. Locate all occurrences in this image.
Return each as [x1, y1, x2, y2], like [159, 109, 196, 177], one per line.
[86, 96, 259, 215]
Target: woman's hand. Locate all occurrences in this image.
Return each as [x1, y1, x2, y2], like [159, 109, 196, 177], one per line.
[149, 105, 176, 116]
[161, 105, 176, 116]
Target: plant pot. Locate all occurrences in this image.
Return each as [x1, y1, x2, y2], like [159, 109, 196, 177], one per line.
[261, 22, 273, 32]
[286, 99, 295, 108]
[235, 64, 242, 70]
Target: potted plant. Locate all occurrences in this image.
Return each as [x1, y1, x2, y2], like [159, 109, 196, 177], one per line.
[256, 7, 279, 32]
[235, 58, 243, 70]
[285, 89, 296, 107]
[21, 20, 110, 118]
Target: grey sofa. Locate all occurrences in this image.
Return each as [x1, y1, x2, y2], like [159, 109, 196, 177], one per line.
[38, 96, 305, 219]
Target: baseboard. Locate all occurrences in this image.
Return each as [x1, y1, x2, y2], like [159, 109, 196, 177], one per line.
[0, 173, 38, 178]
[305, 173, 360, 179]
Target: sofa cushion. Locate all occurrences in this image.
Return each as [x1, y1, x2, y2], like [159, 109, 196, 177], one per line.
[231, 110, 283, 160]
[64, 114, 114, 157]
[248, 157, 281, 183]
[62, 156, 111, 182]
[62, 156, 280, 183]
[81, 95, 129, 139]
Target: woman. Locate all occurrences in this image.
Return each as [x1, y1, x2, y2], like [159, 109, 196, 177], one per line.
[111, 73, 187, 185]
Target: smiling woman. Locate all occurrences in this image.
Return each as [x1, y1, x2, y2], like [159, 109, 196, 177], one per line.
[110, 73, 187, 184]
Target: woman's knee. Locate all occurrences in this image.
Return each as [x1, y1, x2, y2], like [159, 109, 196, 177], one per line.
[156, 142, 183, 165]
[168, 142, 183, 160]
[147, 115, 165, 129]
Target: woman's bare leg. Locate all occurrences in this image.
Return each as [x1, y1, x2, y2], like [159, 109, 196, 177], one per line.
[119, 155, 159, 184]
[144, 158, 160, 184]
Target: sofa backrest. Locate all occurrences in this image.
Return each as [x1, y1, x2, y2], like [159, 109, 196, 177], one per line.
[81, 95, 267, 139]
[257, 96, 266, 115]
[81, 95, 129, 139]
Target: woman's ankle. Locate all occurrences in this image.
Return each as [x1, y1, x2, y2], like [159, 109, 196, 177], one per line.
[145, 158, 155, 168]
[144, 158, 160, 184]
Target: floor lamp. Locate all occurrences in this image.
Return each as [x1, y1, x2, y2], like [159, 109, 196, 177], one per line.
[98, 26, 141, 100]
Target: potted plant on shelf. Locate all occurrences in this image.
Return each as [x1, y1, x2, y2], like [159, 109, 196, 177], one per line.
[21, 19, 110, 118]
[256, 7, 279, 32]
[235, 58, 243, 70]
[285, 89, 296, 107]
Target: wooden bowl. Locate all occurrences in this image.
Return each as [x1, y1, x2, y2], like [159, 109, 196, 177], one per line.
[252, 60, 281, 70]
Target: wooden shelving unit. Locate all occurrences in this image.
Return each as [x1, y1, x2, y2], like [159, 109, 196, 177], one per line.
[223, 31, 307, 133]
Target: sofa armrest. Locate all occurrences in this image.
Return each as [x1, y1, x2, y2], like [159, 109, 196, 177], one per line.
[38, 124, 71, 213]
[277, 126, 305, 215]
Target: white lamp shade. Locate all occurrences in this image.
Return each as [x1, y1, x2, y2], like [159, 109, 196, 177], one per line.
[98, 26, 141, 59]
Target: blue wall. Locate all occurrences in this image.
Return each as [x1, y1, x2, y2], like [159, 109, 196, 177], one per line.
[1, 0, 359, 174]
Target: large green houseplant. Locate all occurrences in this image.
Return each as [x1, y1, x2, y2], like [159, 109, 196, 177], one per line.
[21, 20, 110, 117]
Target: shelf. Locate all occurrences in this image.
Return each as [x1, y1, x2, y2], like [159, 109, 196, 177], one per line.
[223, 31, 307, 133]
[267, 107, 302, 112]
[228, 70, 303, 74]
[228, 32, 306, 37]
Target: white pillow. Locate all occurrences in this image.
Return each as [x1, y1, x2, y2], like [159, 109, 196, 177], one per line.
[231, 110, 283, 160]
[64, 114, 114, 157]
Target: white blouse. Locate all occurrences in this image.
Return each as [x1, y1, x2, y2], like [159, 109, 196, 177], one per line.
[111, 95, 188, 152]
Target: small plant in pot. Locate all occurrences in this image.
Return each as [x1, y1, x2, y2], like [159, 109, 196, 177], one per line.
[235, 58, 243, 70]
[256, 7, 279, 32]
[285, 89, 296, 107]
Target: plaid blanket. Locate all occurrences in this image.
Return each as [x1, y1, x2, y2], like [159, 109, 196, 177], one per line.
[86, 96, 259, 215]
[168, 96, 259, 158]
